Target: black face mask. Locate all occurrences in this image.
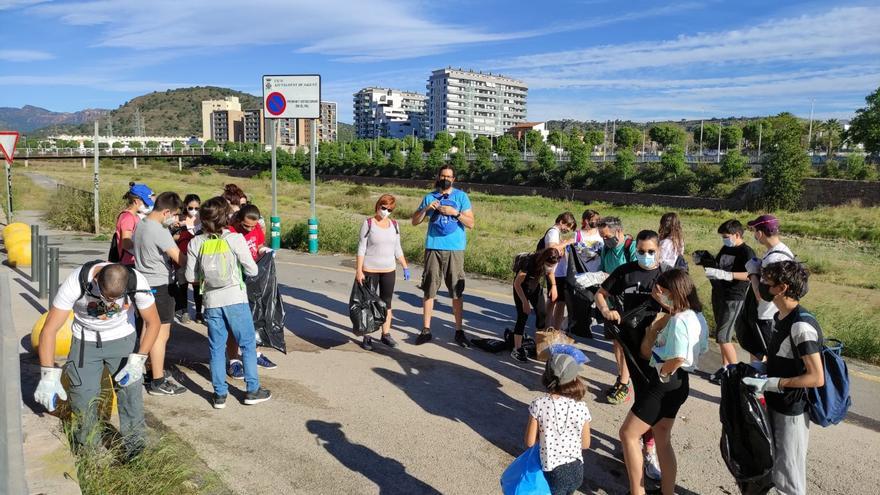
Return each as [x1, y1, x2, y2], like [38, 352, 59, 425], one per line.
[604, 236, 620, 249]
[588, 220, 598, 229]
[436, 179, 452, 190]
[758, 282, 776, 302]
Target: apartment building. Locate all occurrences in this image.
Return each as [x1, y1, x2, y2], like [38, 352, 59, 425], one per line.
[267, 102, 337, 148]
[426, 68, 527, 139]
[353, 87, 426, 139]
[243, 109, 264, 143]
[201, 96, 242, 140]
[210, 109, 244, 144]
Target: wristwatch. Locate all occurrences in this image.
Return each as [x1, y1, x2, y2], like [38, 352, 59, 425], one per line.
[454, 213, 461, 219]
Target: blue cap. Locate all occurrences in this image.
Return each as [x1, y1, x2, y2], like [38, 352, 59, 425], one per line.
[129, 183, 154, 207]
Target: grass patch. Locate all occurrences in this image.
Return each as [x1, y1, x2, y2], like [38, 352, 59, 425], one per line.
[0, 168, 52, 219]
[28, 162, 880, 363]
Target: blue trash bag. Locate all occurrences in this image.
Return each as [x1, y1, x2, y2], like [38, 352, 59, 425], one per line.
[549, 344, 590, 365]
[500, 444, 551, 495]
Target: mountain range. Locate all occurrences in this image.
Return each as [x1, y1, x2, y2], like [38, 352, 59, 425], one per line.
[0, 105, 109, 133]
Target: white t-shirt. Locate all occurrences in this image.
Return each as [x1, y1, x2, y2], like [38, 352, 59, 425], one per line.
[575, 229, 604, 273]
[758, 242, 795, 320]
[52, 263, 156, 342]
[659, 238, 683, 270]
[528, 395, 591, 471]
[544, 226, 567, 278]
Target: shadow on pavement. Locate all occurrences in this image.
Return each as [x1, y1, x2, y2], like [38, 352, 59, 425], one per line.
[306, 420, 442, 495]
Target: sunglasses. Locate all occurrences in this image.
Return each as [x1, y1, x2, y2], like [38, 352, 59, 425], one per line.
[380, 206, 394, 212]
[637, 249, 657, 255]
[187, 207, 199, 211]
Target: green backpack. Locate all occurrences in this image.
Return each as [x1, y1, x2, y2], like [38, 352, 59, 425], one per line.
[198, 232, 243, 294]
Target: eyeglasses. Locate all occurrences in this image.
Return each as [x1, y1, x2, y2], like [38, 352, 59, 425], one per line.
[380, 206, 394, 212]
[637, 249, 657, 255]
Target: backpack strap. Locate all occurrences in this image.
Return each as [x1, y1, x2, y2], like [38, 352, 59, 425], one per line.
[365, 218, 372, 238]
[78, 260, 105, 301]
[623, 236, 634, 263]
[575, 230, 582, 244]
[392, 219, 399, 235]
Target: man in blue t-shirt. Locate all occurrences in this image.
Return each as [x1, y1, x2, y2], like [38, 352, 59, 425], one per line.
[411, 165, 475, 347]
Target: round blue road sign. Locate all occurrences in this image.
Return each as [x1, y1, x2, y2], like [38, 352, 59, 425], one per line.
[266, 92, 286, 116]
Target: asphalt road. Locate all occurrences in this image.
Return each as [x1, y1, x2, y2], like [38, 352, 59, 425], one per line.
[8, 227, 880, 495]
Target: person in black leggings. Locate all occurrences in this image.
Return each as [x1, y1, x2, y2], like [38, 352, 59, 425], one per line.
[511, 248, 560, 362]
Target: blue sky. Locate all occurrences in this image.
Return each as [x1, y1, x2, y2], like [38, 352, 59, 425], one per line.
[1, 0, 879, 123]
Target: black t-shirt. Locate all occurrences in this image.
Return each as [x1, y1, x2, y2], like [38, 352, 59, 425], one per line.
[601, 261, 662, 312]
[714, 243, 756, 300]
[765, 306, 824, 416]
[518, 255, 544, 292]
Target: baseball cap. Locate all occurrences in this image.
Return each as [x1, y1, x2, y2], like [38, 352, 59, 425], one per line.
[129, 183, 154, 208]
[544, 353, 581, 387]
[747, 214, 779, 232]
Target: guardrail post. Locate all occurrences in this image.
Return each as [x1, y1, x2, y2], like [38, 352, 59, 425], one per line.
[48, 247, 59, 303]
[308, 218, 319, 254]
[133, 157, 138, 169]
[38, 235, 48, 299]
[178, 157, 182, 171]
[30, 225, 39, 282]
[82, 157, 86, 168]
[1, 273, 29, 495]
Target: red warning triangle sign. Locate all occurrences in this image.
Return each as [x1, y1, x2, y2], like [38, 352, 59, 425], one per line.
[0, 132, 19, 166]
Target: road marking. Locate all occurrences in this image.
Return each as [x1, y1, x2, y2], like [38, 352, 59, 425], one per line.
[276, 260, 510, 301]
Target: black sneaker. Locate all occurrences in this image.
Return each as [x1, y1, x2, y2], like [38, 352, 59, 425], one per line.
[511, 347, 528, 362]
[454, 330, 472, 348]
[244, 388, 272, 405]
[415, 330, 433, 345]
[709, 367, 725, 385]
[148, 378, 187, 396]
[380, 333, 398, 348]
[212, 394, 227, 409]
[361, 335, 374, 351]
[194, 313, 204, 324]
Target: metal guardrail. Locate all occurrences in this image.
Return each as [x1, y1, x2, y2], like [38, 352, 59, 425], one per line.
[0, 272, 29, 494]
[56, 183, 94, 200]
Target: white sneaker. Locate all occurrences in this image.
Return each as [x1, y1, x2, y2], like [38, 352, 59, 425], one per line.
[645, 451, 662, 481]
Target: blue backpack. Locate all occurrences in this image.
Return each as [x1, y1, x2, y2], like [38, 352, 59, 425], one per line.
[429, 193, 461, 236]
[789, 315, 851, 427]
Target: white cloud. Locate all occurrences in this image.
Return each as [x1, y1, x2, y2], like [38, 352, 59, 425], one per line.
[0, 0, 47, 10]
[0, 49, 53, 62]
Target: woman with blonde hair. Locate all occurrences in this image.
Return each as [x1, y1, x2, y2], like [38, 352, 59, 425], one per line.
[355, 194, 411, 350]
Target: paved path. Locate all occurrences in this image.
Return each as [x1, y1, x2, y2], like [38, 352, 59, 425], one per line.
[6, 218, 880, 494]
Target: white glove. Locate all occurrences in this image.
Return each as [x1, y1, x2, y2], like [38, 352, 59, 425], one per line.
[742, 376, 782, 394]
[745, 257, 763, 276]
[259, 246, 275, 257]
[114, 353, 148, 387]
[705, 268, 734, 281]
[34, 367, 67, 412]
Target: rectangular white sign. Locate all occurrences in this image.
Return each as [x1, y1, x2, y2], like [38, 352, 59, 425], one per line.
[262, 74, 321, 119]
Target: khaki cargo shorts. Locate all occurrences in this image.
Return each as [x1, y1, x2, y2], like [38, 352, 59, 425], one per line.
[420, 249, 466, 299]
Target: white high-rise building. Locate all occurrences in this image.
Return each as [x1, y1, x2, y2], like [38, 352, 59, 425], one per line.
[426, 68, 527, 139]
[353, 87, 426, 139]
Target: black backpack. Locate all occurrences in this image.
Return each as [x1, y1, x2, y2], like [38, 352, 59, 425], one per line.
[78, 260, 141, 305]
[535, 227, 554, 251]
[512, 252, 532, 274]
[107, 233, 121, 262]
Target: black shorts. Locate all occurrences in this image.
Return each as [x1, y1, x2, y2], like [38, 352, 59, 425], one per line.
[631, 370, 690, 426]
[152, 284, 175, 324]
[548, 277, 568, 302]
[364, 271, 396, 309]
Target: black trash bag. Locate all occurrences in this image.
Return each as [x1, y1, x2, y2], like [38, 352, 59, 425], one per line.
[735, 293, 769, 359]
[603, 300, 658, 384]
[245, 254, 287, 354]
[472, 338, 507, 353]
[503, 329, 538, 358]
[348, 281, 387, 336]
[720, 363, 775, 495]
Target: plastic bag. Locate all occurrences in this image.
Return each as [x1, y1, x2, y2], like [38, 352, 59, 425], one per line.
[348, 281, 387, 336]
[535, 329, 574, 362]
[500, 444, 551, 495]
[720, 363, 775, 494]
[549, 344, 590, 365]
[245, 253, 287, 353]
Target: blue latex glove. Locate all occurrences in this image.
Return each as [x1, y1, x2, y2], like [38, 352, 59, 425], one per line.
[742, 376, 782, 394]
[403, 268, 411, 281]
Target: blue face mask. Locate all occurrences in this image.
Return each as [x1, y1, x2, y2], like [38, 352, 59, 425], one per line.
[722, 237, 735, 248]
[636, 253, 655, 269]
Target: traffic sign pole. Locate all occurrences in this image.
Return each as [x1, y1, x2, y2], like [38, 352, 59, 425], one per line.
[3, 161, 11, 223]
[309, 118, 318, 254]
[0, 131, 20, 223]
[270, 119, 281, 249]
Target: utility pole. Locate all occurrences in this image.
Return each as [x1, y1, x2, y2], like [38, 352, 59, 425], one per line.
[641, 124, 647, 162]
[698, 119, 704, 162]
[807, 98, 815, 153]
[93, 122, 100, 234]
[308, 119, 318, 254]
[716, 123, 722, 163]
[611, 120, 616, 155]
[757, 122, 763, 159]
[602, 120, 608, 161]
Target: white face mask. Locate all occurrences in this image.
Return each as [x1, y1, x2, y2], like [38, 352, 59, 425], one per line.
[162, 214, 176, 227]
[379, 209, 391, 219]
[138, 204, 151, 214]
[188, 209, 199, 218]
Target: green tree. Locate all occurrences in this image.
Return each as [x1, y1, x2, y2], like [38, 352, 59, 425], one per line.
[649, 124, 686, 149]
[583, 130, 605, 150]
[815, 119, 844, 153]
[614, 149, 637, 181]
[845, 154, 876, 180]
[474, 136, 492, 153]
[525, 130, 543, 151]
[172, 140, 184, 150]
[760, 115, 810, 210]
[146, 140, 160, 149]
[742, 120, 767, 150]
[426, 149, 445, 172]
[614, 126, 642, 151]
[845, 85, 880, 155]
[294, 147, 308, 169]
[721, 126, 743, 150]
[693, 123, 720, 148]
[372, 147, 388, 170]
[452, 132, 473, 153]
[432, 131, 453, 153]
[495, 134, 518, 154]
[548, 130, 568, 150]
[451, 151, 469, 180]
[660, 145, 687, 177]
[501, 149, 523, 179]
[405, 140, 424, 177]
[112, 141, 124, 149]
[472, 146, 494, 182]
[567, 128, 583, 148]
[530, 144, 558, 185]
[389, 148, 406, 174]
[564, 142, 596, 188]
[82, 140, 94, 148]
[129, 141, 143, 150]
[720, 150, 749, 180]
[821, 159, 843, 179]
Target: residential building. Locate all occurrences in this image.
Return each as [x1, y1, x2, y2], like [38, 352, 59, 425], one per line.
[426, 68, 527, 139]
[268, 102, 337, 149]
[201, 96, 242, 140]
[243, 109, 264, 144]
[210, 109, 244, 144]
[506, 122, 548, 141]
[353, 87, 426, 139]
